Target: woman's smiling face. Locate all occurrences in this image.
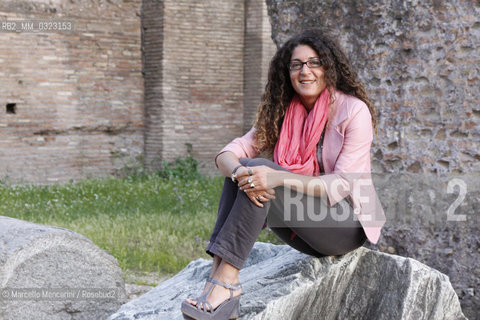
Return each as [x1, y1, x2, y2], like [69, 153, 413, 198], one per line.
[289, 45, 327, 111]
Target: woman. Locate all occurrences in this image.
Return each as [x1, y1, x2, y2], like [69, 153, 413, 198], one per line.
[181, 29, 385, 320]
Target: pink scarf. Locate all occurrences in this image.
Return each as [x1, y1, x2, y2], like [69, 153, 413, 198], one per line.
[273, 89, 330, 176]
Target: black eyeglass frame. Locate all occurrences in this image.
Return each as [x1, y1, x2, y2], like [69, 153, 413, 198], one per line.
[288, 58, 323, 71]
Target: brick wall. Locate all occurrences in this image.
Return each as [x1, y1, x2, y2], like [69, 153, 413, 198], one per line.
[143, 0, 246, 174]
[0, 0, 277, 181]
[142, 0, 164, 170]
[0, 0, 144, 183]
[143, 0, 275, 174]
[243, 0, 277, 132]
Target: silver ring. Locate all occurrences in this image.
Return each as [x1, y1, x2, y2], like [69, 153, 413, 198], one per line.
[247, 178, 252, 183]
[248, 169, 253, 176]
[256, 196, 261, 201]
[250, 183, 255, 189]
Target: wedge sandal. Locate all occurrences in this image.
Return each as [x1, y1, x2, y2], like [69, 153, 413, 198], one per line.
[181, 278, 242, 320]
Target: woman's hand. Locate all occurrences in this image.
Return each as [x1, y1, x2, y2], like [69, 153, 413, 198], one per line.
[236, 165, 278, 207]
[243, 188, 276, 208]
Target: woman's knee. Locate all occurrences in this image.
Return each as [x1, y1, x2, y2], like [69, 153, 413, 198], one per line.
[240, 158, 286, 171]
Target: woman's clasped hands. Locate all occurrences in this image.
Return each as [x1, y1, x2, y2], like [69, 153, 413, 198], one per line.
[235, 165, 277, 207]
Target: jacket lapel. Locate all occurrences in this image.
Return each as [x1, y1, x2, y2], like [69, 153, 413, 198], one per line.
[322, 91, 349, 173]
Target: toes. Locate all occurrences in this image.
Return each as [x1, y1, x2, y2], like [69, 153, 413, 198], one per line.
[199, 303, 210, 312]
[185, 298, 197, 306]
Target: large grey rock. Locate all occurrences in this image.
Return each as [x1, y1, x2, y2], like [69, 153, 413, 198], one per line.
[109, 242, 466, 320]
[0, 216, 126, 320]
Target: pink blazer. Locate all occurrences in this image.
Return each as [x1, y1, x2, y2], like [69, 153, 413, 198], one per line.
[215, 90, 386, 244]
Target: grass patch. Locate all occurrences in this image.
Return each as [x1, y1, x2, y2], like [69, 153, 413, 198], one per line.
[0, 174, 281, 276]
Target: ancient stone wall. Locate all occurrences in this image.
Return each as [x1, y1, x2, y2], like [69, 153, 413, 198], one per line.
[267, 0, 479, 175]
[266, 0, 480, 318]
[0, 0, 144, 183]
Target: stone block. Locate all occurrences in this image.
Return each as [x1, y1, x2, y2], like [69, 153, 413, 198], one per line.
[0, 216, 126, 320]
[108, 242, 466, 320]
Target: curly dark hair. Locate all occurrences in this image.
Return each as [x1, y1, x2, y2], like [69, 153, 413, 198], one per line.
[254, 29, 378, 153]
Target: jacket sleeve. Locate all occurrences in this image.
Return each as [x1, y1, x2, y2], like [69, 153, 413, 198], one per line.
[214, 127, 260, 167]
[320, 102, 385, 243]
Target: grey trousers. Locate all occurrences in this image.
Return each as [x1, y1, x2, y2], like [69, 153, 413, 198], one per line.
[206, 158, 367, 269]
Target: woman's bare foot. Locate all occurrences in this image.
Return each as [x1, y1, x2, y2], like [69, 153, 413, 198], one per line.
[185, 259, 241, 311]
[195, 279, 242, 311]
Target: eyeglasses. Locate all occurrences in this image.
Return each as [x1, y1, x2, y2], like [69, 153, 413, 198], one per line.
[288, 58, 323, 71]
